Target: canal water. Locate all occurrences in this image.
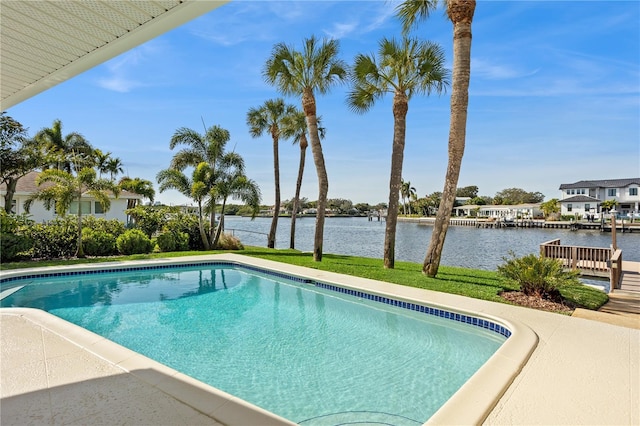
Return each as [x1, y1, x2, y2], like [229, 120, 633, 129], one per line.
[224, 216, 640, 271]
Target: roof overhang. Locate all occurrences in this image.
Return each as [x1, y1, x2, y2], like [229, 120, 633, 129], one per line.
[1, 0, 229, 110]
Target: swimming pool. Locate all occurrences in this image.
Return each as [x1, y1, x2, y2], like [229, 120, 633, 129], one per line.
[0, 255, 532, 425]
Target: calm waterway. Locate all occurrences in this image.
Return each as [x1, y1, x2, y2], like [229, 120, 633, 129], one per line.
[223, 216, 640, 270]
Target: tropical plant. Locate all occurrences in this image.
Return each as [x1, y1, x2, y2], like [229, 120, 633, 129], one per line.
[106, 157, 124, 181]
[93, 149, 112, 179]
[118, 176, 156, 209]
[400, 179, 417, 215]
[156, 166, 210, 249]
[264, 35, 348, 261]
[497, 252, 581, 299]
[540, 198, 560, 218]
[24, 167, 120, 257]
[165, 124, 249, 246]
[0, 113, 43, 213]
[600, 199, 618, 213]
[34, 119, 93, 172]
[396, 0, 477, 277]
[348, 35, 449, 269]
[247, 98, 297, 248]
[280, 110, 325, 249]
[0, 210, 33, 261]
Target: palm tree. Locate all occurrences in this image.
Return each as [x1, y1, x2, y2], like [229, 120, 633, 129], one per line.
[157, 165, 211, 250]
[93, 149, 112, 179]
[263, 35, 348, 262]
[280, 110, 325, 249]
[106, 157, 124, 182]
[118, 176, 156, 209]
[348, 36, 449, 269]
[246, 98, 297, 248]
[400, 179, 417, 215]
[210, 169, 261, 249]
[35, 119, 93, 172]
[396, 0, 476, 277]
[24, 167, 119, 258]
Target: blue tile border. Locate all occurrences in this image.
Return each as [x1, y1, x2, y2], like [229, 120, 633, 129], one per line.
[0, 260, 511, 339]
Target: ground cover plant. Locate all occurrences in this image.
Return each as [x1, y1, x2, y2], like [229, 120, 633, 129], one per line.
[0, 246, 608, 313]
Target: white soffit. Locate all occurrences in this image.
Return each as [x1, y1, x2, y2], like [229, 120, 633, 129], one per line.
[0, 0, 228, 110]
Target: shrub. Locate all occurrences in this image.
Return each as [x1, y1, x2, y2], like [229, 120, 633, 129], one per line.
[116, 229, 154, 255]
[125, 205, 167, 238]
[156, 231, 189, 252]
[81, 216, 126, 238]
[82, 228, 117, 256]
[164, 211, 207, 251]
[497, 252, 581, 298]
[25, 216, 77, 259]
[216, 232, 244, 250]
[0, 211, 33, 261]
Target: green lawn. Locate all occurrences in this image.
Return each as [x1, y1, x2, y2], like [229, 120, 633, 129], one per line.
[1, 246, 609, 312]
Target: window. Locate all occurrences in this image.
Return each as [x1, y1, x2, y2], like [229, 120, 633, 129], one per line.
[566, 190, 571, 195]
[630, 188, 638, 196]
[94, 201, 105, 214]
[607, 189, 617, 197]
[567, 204, 573, 212]
[69, 201, 91, 215]
[585, 204, 591, 211]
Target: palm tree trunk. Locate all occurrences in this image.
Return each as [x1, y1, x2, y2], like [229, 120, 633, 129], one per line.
[268, 136, 280, 248]
[302, 89, 328, 262]
[290, 136, 308, 249]
[383, 93, 408, 269]
[75, 188, 85, 258]
[212, 200, 227, 249]
[423, 0, 475, 277]
[198, 201, 211, 251]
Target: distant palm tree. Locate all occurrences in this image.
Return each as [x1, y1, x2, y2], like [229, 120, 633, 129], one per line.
[247, 98, 297, 248]
[93, 149, 112, 179]
[118, 176, 155, 209]
[24, 167, 119, 258]
[264, 35, 348, 261]
[280, 110, 325, 249]
[35, 119, 93, 172]
[400, 179, 417, 215]
[396, 0, 477, 277]
[106, 157, 124, 181]
[348, 36, 449, 269]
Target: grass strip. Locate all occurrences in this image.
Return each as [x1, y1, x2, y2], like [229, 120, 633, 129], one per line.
[1, 246, 608, 312]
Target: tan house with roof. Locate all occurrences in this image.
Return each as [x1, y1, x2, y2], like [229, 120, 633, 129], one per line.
[0, 171, 143, 224]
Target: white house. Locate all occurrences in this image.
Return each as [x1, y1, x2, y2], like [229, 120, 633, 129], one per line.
[0, 171, 143, 224]
[453, 203, 543, 219]
[559, 178, 640, 218]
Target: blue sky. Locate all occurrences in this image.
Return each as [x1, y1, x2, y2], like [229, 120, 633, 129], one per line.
[6, 1, 640, 207]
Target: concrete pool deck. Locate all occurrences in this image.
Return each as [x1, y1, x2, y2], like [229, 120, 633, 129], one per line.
[1, 254, 638, 425]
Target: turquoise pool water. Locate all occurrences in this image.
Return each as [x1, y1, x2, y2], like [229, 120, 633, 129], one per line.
[1, 263, 507, 425]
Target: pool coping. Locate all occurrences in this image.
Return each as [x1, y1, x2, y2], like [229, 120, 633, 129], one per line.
[1, 252, 622, 425]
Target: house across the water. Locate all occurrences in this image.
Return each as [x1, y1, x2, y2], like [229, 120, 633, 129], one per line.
[559, 178, 640, 218]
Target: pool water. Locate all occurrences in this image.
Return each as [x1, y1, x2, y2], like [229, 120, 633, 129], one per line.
[1, 264, 506, 424]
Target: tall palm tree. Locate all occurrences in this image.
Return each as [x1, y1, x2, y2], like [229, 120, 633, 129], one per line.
[396, 0, 476, 277]
[157, 165, 211, 250]
[400, 179, 417, 215]
[280, 110, 325, 249]
[106, 157, 124, 182]
[246, 98, 297, 248]
[35, 119, 93, 172]
[93, 149, 112, 179]
[348, 36, 449, 269]
[264, 35, 348, 262]
[24, 167, 119, 258]
[118, 176, 156, 209]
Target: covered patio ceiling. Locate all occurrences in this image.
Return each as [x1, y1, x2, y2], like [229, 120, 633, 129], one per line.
[0, 0, 228, 110]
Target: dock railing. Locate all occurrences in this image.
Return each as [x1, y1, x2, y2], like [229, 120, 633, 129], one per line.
[540, 239, 622, 292]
